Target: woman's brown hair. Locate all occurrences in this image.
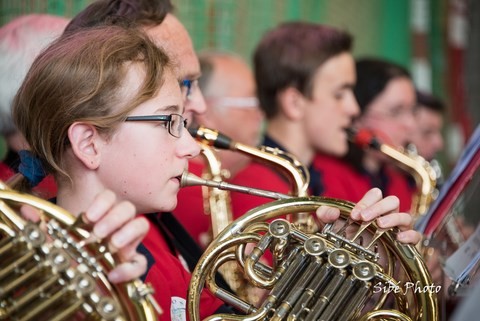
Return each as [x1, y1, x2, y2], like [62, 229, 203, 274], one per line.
[13, 24, 171, 181]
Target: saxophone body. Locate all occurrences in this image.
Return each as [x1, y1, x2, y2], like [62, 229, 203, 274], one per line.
[199, 144, 233, 240]
[349, 128, 438, 220]
[0, 180, 160, 321]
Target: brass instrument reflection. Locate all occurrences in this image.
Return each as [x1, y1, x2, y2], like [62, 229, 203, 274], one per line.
[0, 179, 160, 320]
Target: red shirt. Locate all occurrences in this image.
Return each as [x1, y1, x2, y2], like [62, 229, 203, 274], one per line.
[0, 161, 14, 181]
[230, 162, 291, 220]
[141, 214, 224, 321]
[313, 153, 415, 213]
[174, 161, 211, 247]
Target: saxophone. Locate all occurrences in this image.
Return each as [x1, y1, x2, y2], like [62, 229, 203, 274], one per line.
[349, 128, 438, 220]
[0, 179, 160, 320]
[189, 126, 313, 231]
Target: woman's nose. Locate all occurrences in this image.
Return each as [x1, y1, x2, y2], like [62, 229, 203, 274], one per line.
[178, 130, 201, 159]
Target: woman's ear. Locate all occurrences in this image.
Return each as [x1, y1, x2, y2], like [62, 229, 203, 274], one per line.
[68, 122, 101, 170]
[277, 87, 307, 120]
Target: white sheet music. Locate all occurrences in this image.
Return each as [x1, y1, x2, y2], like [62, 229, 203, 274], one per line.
[444, 224, 480, 283]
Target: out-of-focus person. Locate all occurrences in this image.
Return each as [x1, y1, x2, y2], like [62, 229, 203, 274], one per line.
[411, 90, 445, 162]
[314, 57, 417, 213]
[64, 0, 207, 121]
[229, 21, 360, 218]
[0, 14, 69, 198]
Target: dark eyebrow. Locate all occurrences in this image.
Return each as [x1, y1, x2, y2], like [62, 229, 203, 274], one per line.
[179, 72, 201, 82]
[155, 105, 180, 113]
[339, 82, 355, 91]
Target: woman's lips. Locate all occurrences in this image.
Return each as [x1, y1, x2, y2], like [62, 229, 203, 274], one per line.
[170, 175, 181, 186]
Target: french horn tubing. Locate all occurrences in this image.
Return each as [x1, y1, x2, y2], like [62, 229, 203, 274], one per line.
[0, 179, 160, 321]
[181, 172, 438, 321]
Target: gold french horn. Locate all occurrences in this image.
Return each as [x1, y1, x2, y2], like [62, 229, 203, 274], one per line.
[182, 173, 438, 321]
[0, 179, 160, 321]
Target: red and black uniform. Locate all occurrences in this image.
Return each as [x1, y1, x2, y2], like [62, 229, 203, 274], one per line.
[138, 212, 233, 321]
[313, 153, 415, 213]
[230, 135, 324, 219]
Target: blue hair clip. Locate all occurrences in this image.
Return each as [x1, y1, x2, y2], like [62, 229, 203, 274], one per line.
[18, 150, 47, 187]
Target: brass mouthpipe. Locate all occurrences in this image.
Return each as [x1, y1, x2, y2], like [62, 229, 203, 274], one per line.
[180, 172, 291, 201]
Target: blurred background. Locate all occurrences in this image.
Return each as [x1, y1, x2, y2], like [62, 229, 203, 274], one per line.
[0, 0, 478, 172]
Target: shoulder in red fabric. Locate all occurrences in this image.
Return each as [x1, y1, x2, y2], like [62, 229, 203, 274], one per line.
[141, 214, 224, 321]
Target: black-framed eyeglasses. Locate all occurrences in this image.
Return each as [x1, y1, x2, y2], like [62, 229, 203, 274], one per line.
[125, 113, 187, 138]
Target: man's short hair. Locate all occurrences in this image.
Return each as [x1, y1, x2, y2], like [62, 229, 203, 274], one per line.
[253, 21, 353, 119]
[64, 0, 173, 33]
[416, 90, 445, 114]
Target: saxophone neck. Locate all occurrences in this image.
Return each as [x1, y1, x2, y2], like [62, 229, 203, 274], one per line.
[189, 125, 312, 231]
[190, 125, 310, 197]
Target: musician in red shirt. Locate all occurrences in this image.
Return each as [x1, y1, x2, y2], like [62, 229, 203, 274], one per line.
[314, 58, 417, 214]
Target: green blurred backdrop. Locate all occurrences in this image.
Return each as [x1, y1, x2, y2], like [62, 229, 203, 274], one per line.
[0, 0, 447, 96]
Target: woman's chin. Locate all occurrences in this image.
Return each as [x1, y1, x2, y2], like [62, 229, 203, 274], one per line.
[139, 197, 178, 214]
[324, 144, 348, 158]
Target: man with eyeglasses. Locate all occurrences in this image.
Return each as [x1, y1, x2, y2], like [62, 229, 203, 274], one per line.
[195, 52, 264, 175]
[174, 51, 264, 247]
